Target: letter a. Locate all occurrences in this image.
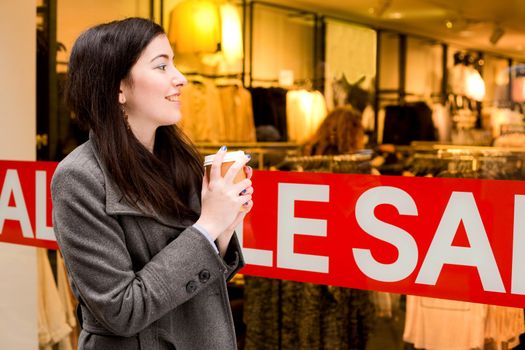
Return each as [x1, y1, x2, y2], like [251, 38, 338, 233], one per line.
[416, 192, 505, 293]
[0, 170, 33, 238]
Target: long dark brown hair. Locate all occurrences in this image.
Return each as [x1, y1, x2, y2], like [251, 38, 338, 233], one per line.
[65, 17, 202, 219]
[303, 105, 364, 156]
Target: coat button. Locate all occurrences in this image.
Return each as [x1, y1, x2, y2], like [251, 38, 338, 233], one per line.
[186, 280, 198, 293]
[199, 269, 210, 283]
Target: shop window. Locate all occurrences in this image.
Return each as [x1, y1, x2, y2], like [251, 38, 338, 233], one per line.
[324, 19, 376, 111]
[406, 37, 442, 99]
[250, 4, 315, 86]
[378, 32, 399, 92]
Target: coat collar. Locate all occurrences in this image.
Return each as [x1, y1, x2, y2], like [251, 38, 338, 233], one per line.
[88, 135, 197, 229]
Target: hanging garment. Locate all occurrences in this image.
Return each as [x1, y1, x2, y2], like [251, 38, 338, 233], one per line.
[321, 287, 375, 350]
[404, 295, 487, 350]
[37, 248, 72, 350]
[244, 277, 375, 350]
[449, 64, 486, 101]
[243, 276, 281, 350]
[432, 102, 452, 142]
[168, 0, 220, 54]
[57, 252, 78, 350]
[217, 85, 256, 142]
[494, 133, 525, 147]
[331, 75, 370, 113]
[485, 305, 525, 350]
[179, 80, 224, 142]
[249, 87, 288, 141]
[489, 108, 524, 138]
[281, 281, 322, 350]
[286, 89, 327, 143]
[382, 102, 437, 145]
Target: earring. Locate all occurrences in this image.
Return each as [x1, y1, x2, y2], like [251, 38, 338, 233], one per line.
[120, 105, 131, 130]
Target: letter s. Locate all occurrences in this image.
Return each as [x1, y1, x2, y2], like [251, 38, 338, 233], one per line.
[353, 186, 418, 282]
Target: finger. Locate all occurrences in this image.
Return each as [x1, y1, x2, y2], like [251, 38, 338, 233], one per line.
[224, 154, 251, 183]
[238, 194, 252, 206]
[240, 186, 254, 196]
[242, 200, 254, 212]
[210, 146, 227, 180]
[244, 165, 253, 179]
[232, 178, 252, 195]
[201, 170, 209, 194]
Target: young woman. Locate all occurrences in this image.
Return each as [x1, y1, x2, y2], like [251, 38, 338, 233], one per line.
[51, 17, 253, 349]
[302, 105, 365, 156]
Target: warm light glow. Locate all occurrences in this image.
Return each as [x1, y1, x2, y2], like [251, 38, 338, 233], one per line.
[168, 0, 221, 54]
[445, 20, 453, 29]
[389, 12, 403, 19]
[220, 3, 243, 62]
[465, 67, 486, 101]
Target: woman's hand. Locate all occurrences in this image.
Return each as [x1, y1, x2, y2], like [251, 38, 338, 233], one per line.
[215, 165, 254, 256]
[195, 147, 252, 241]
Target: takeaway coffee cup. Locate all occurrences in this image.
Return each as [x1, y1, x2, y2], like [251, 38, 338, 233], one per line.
[203, 150, 248, 184]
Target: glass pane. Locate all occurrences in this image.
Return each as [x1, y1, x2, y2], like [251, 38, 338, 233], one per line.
[406, 37, 442, 98]
[324, 19, 376, 111]
[378, 32, 399, 91]
[57, 0, 150, 69]
[483, 54, 509, 106]
[251, 4, 315, 85]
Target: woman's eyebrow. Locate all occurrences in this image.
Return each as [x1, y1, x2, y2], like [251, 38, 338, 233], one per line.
[150, 54, 170, 63]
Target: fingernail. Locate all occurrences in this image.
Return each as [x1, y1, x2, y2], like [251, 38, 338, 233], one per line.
[220, 145, 227, 151]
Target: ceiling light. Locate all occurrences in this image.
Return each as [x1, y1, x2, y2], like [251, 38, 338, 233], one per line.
[489, 24, 505, 45]
[369, 0, 392, 18]
[444, 17, 469, 32]
[390, 12, 403, 19]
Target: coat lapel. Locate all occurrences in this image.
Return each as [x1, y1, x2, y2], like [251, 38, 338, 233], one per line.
[89, 139, 196, 230]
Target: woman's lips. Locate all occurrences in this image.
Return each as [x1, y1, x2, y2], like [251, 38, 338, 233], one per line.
[165, 93, 180, 102]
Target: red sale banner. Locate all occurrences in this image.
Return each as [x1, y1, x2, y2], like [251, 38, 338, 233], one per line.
[240, 170, 525, 309]
[1, 161, 525, 308]
[0, 160, 58, 250]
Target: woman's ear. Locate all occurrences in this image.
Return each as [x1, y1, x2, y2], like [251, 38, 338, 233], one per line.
[119, 82, 127, 104]
[119, 89, 126, 104]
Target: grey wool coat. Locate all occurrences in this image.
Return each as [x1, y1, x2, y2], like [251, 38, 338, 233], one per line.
[51, 139, 245, 350]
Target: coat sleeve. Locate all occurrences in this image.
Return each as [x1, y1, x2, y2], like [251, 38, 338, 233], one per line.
[51, 162, 235, 337]
[223, 232, 245, 281]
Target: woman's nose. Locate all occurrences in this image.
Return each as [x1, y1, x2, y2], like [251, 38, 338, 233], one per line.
[172, 70, 187, 87]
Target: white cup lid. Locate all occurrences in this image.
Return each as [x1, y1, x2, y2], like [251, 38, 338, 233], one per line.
[203, 150, 245, 166]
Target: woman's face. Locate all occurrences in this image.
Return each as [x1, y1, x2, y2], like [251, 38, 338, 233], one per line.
[119, 34, 186, 139]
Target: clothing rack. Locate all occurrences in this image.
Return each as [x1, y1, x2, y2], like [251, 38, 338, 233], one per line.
[196, 141, 299, 170]
[249, 77, 324, 90]
[183, 72, 244, 79]
[407, 143, 525, 179]
[500, 122, 525, 135]
[276, 150, 374, 173]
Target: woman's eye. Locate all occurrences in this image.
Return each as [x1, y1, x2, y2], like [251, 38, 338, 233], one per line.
[157, 64, 167, 71]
